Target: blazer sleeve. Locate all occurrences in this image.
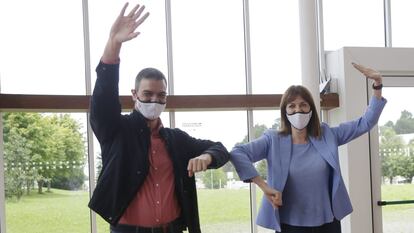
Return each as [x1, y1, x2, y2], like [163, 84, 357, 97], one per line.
[331, 96, 387, 146]
[89, 61, 122, 144]
[175, 129, 230, 168]
[230, 130, 273, 181]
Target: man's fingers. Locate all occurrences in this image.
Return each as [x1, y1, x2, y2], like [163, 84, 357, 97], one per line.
[132, 5, 146, 20]
[187, 158, 209, 177]
[135, 12, 150, 27]
[120, 2, 129, 16]
[127, 4, 141, 17]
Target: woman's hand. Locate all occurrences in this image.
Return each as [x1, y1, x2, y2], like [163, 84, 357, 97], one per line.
[352, 62, 383, 99]
[352, 62, 382, 84]
[262, 185, 283, 209]
[252, 176, 282, 208]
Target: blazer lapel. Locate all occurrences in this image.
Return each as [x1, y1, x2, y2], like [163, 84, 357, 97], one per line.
[309, 137, 339, 171]
[279, 135, 292, 189]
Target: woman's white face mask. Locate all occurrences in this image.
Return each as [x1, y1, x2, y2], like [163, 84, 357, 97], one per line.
[134, 99, 166, 120]
[286, 111, 312, 130]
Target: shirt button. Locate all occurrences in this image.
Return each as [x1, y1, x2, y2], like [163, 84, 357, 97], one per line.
[156, 219, 159, 222]
[156, 201, 160, 204]
[154, 167, 158, 170]
[156, 183, 159, 187]
[152, 150, 156, 154]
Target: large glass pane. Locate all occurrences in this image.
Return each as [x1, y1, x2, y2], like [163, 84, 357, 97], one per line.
[391, 0, 414, 47]
[0, 1, 85, 95]
[378, 87, 414, 233]
[252, 110, 280, 233]
[171, 0, 246, 95]
[249, 1, 302, 93]
[323, 0, 384, 51]
[89, 0, 167, 95]
[3, 112, 89, 232]
[175, 111, 250, 233]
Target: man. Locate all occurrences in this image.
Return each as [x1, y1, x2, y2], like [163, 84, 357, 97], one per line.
[88, 3, 230, 233]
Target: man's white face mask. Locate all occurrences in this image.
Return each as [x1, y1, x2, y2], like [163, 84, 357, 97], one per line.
[134, 99, 166, 120]
[286, 111, 312, 130]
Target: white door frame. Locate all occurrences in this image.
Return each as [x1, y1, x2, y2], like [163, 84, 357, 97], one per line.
[325, 47, 414, 233]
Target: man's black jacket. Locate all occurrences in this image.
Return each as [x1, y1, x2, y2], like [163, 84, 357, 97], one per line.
[88, 62, 230, 233]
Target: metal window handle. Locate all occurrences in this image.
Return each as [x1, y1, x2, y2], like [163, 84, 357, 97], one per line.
[377, 200, 414, 206]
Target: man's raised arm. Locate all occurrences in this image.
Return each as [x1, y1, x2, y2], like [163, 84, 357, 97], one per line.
[101, 2, 149, 64]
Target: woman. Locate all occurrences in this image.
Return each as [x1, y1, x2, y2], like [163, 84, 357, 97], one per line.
[230, 63, 386, 233]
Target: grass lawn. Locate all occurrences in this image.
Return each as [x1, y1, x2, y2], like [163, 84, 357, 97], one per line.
[5, 185, 414, 233]
[381, 184, 414, 233]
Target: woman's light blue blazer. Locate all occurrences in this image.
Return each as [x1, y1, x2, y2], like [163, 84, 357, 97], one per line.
[230, 96, 386, 232]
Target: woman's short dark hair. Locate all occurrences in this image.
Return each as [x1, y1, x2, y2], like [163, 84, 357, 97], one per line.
[135, 67, 167, 90]
[279, 85, 321, 138]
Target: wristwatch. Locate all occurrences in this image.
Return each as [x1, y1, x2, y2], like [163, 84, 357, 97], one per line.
[372, 83, 383, 90]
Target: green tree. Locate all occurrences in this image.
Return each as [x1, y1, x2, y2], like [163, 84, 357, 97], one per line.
[47, 114, 86, 190]
[201, 169, 227, 189]
[402, 141, 414, 183]
[394, 110, 414, 134]
[379, 125, 405, 183]
[236, 124, 268, 145]
[4, 130, 31, 200]
[233, 119, 280, 180]
[3, 113, 48, 194]
[271, 118, 281, 130]
[3, 112, 86, 199]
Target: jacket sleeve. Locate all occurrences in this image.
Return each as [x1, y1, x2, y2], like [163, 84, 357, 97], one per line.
[331, 96, 387, 146]
[89, 61, 122, 144]
[176, 129, 230, 168]
[229, 130, 273, 181]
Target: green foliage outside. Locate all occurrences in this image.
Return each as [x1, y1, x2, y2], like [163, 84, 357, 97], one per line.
[379, 110, 414, 184]
[4, 109, 414, 232]
[3, 113, 86, 200]
[201, 169, 228, 189]
[5, 185, 414, 233]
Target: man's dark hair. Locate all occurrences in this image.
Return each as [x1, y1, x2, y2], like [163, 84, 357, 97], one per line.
[135, 67, 167, 90]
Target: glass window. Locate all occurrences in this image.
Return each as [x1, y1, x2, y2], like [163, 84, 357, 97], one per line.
[171, 0, 246, 95]
[249, 1, 302, 93]
[377, 87, 414, 233]
[3, 112, 89, 232]
[251, 110, 280, 233]
[323, 0, 384, 51]
[391, 0, 414, 47]
[175, 111, 250, 232]
[0, 1, 85, 95]
[89, 0, 168, 96]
